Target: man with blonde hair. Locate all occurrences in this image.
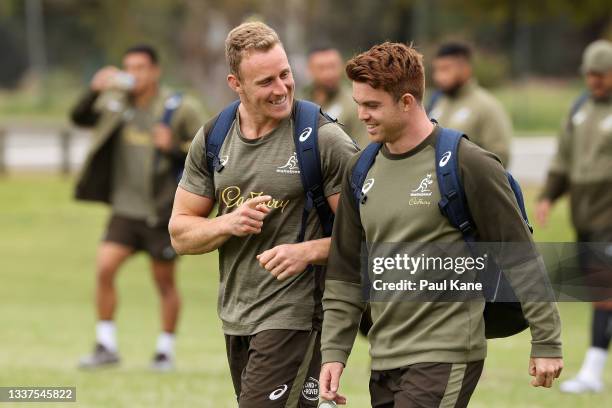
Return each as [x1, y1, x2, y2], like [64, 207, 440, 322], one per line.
[169, 22, 357, 407]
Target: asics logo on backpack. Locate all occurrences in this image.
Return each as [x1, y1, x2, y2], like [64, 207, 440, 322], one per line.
[299, 127, 313, 142]
[439, 151, 452, 167]
[362, 178, 375, 194]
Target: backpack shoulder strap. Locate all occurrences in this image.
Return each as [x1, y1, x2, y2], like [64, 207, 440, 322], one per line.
[506, 173, 533, 233]
[161, 92, 183, 126]
[567, 91, 590, 132]
[350, 142, 383, 210]
[570, 91, 590, 120]
[426, 90, 443, 116]
[293, 100, 335, 238]
[435, 127, 476, 242]
[205, 100, 240, 174]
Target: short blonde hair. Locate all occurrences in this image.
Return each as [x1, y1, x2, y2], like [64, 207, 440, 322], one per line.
[225, 22, 281, 77]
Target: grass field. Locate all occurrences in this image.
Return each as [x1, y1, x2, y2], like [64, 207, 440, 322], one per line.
[1, 176, 612, 407]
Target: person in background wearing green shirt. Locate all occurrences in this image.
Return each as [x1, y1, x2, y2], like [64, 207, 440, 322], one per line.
[303, 45, 367, 148]
[72, 44, 203, 371]
[428, 42, 512, 167]
[537, 39, 612, 394]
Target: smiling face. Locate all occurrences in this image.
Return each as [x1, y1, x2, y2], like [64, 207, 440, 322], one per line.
[228, 43, 295, 122]
[352, 81, 407, 144]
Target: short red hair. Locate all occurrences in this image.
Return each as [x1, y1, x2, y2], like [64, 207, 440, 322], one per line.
[346, 42, 425, 102]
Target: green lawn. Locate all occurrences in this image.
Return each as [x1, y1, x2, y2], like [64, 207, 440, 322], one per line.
[1, 176, 611, 407]
[492, 80, 583, 134]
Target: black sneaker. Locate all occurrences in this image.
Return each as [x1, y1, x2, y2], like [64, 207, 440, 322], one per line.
[78, 343, 120, 369]
[150, 352, 174, 372]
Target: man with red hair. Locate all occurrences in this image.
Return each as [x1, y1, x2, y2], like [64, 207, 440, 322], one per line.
[319, 42, 563, 407]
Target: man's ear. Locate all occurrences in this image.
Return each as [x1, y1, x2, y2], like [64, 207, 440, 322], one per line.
[227, 74, 241, 93]
[461, 59, 473, 80]
[400, 93, 417, 111]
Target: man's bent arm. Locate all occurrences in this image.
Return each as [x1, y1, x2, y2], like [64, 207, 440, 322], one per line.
[299, 193, 341, 265]
[460, 140, 562, 358]
[169, 187, 230, 255]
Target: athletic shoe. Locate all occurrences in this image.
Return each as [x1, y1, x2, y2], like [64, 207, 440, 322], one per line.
[559, 375, 603, 393]
[150, 352, 174, 372]
[78, 343, 120, 369]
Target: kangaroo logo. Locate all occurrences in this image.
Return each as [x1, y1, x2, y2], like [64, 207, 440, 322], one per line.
[276, 152, 300, 174]
[411, 174, 434, 197]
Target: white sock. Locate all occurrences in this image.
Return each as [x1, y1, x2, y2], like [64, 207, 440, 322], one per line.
[96, 321, 117, 352]
[156, 332, 175, 356]
[578, 347, 607, 381]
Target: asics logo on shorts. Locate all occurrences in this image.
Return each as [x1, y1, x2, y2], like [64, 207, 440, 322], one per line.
[439, 151, 452, 167]
[269, 384, 288, 400]
[299, 127, 313, 142]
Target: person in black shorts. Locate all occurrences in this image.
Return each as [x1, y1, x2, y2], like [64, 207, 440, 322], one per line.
[169, 22, 357, 406]
[71, 44, 202, 370]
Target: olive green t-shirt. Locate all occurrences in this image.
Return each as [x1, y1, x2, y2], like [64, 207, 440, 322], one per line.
[430, 80, 512, 167]
[109, 90, 203, 222]
[111, 108, 156, 220]
[321, 126, 562, 370]
[303, 85, 368, 148]
[179, 110, 358, 335]
[541, 96, 612, 232]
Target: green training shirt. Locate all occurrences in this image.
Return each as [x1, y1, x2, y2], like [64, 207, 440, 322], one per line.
[180, 108, 358, 335]
[430, 80, 512, 167]
[541, 95, 612, 233]
[321, 126, 562, 371]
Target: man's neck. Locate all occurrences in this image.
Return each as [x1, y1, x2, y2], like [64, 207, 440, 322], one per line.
[443, 78, 471, 98]
[385, 109, 434, 154]
[311, 85, 339, 106]
[132, 85, 158, 108]
[593, 92, 611, 103]
[238, 104, 283, 139]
